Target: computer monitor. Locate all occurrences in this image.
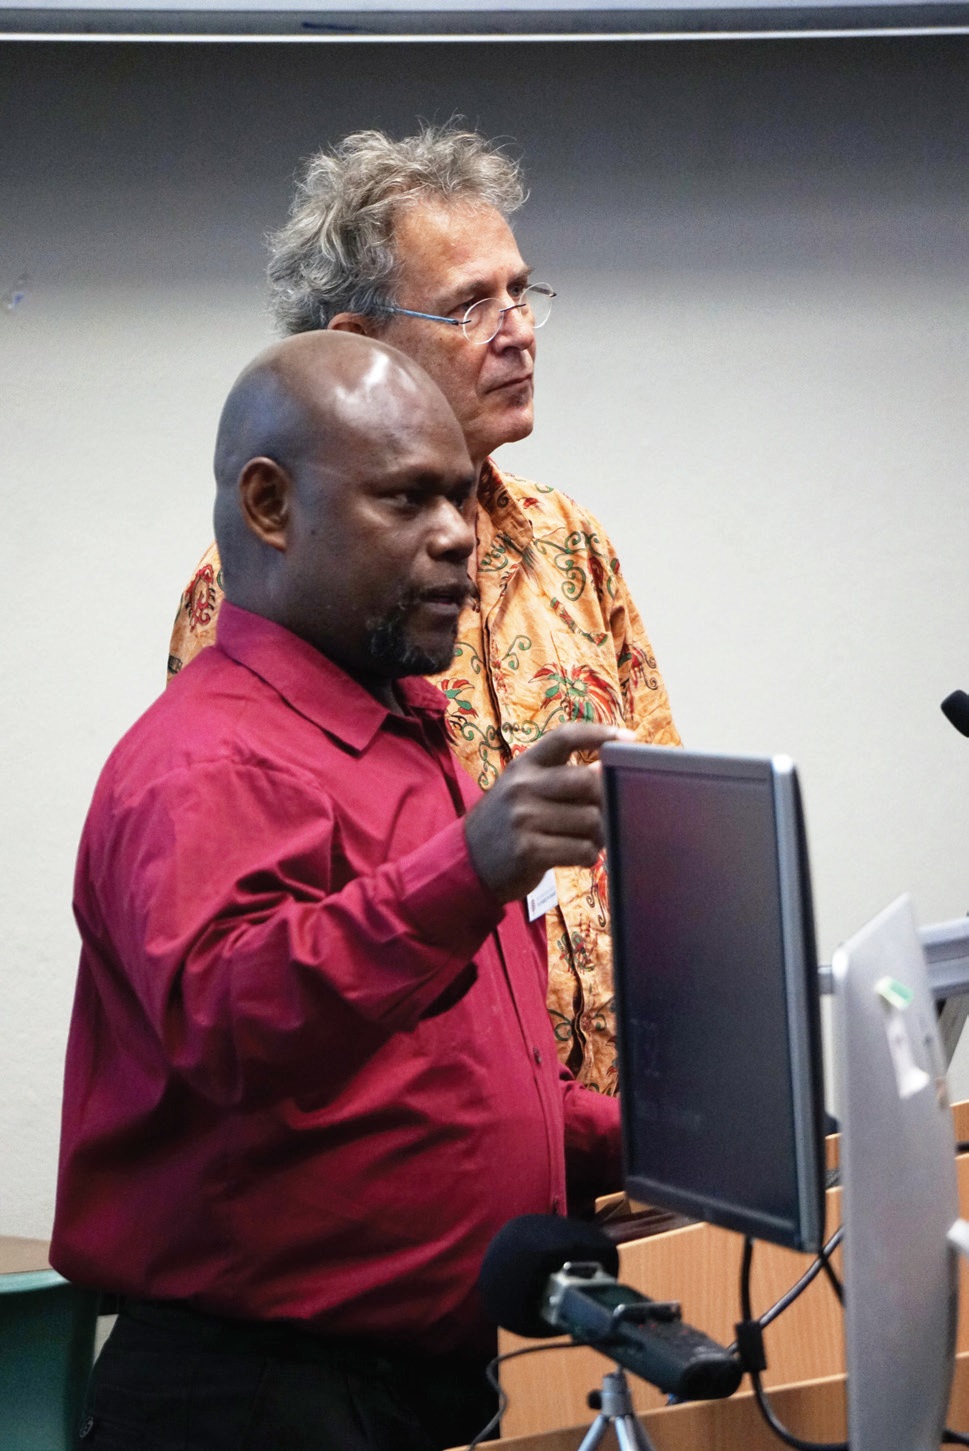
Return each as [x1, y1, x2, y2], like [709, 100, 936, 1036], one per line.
[601, 744, 826, 1254]
[832, 894, 960, 1451]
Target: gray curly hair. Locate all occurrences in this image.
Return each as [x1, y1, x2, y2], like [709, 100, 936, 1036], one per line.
[266, 124, 527, 336]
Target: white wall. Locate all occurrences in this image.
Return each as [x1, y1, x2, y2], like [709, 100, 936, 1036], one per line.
[1, 35, 967, 1235]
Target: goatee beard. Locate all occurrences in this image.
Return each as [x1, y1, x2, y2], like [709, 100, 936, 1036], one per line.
[365, 586, 460, 678]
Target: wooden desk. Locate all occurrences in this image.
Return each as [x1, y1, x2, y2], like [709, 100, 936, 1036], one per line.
[477, 1307, 969, 1451]
[0, 1237, 51, 1275]
[497, 1171, 844, 1436]
[497, 1105, 969, 1441]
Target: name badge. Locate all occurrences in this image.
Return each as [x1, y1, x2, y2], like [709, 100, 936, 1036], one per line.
[527, 868, 559, 923]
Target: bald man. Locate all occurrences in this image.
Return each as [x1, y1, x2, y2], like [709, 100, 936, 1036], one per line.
[52, 333, 622, 1451]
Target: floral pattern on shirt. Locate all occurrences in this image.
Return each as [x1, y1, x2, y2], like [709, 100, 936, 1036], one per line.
[167, 460, 680, 1093]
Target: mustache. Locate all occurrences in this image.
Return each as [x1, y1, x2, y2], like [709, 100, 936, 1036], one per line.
[416, 576, 478, 608]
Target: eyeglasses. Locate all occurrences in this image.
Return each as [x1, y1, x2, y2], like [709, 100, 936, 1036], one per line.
[383, 283, 556, 346]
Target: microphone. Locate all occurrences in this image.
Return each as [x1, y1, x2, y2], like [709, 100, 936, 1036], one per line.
[479, 1214, 742, 1401]
[942, 691, 969, 738]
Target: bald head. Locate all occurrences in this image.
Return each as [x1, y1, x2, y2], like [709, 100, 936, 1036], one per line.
[214, 331, 454, 575]
[211, 331, 477, 705]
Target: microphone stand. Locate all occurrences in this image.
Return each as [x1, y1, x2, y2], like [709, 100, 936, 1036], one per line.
[576, 1368, 658, 1451]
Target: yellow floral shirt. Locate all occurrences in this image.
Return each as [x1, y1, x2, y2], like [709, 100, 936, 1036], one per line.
[168, 460, 680, 1093]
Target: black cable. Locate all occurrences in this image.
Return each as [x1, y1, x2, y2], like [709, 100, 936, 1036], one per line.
[820, 1247, 844, 1306]
[739, 1236, 849, 1451]
[765, 1225, 844, 1328]
[727, 1224, 844, 1352]
[466, 1338, 581, 1449]
[747, 1365, 848, 1451]
[739, 1230, 968, 1450]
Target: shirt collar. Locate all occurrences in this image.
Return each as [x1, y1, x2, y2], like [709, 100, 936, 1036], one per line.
[477, 458, 535, 553]
[215, 601, 448, 753]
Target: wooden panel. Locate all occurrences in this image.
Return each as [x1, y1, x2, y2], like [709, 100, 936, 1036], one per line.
[953, 1099, 969, 1145]
[958, 1153, 969, 1356]
[499, 1179, 844, 1438]
[500, 1105, 969, 1440]
[463, 1349, 969, 1451]
[0, 1236, 51, 1274]
[458, 1372, 848, 1451]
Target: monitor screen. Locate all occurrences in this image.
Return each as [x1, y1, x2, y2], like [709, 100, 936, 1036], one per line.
[601, 744, 826, 1253]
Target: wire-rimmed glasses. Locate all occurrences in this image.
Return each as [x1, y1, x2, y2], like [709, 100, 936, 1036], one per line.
[384, 283, 556, 346]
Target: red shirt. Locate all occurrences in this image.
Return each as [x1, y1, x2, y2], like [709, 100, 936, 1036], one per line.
[52, 603, 620, 1356]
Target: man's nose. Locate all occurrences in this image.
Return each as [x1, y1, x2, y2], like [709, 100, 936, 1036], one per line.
[494, 300, 535, 350]
[428, 499, 475, 559]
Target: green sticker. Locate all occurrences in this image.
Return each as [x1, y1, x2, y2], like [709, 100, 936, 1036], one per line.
[876, 976, 914, 1011]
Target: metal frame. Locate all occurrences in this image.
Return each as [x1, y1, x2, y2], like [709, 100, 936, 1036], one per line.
[2, 0, 967, 39]
[821, 916, 969, 1068]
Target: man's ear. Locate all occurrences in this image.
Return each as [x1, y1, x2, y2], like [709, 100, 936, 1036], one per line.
[328, 313, 375, 336]
[238, 456, 291, 553]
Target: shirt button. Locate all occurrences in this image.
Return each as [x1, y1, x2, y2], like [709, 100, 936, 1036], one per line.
[551, 1196, 561, 1214]
[533, 1047, 543, 1066]
[79, 1418, 95, 1439]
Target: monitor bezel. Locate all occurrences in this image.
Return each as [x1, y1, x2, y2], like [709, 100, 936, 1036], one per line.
[601, 742, 826, 1254]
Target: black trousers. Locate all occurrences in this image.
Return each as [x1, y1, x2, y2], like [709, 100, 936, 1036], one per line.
[77, 1301, 498, 1451]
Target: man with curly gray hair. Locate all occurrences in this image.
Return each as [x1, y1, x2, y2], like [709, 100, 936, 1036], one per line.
[170, 123, 680, 1095]
[267, 126, 527, 335]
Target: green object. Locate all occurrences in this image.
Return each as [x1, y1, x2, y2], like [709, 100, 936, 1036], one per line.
[0, 1269, 99, 1450]
[875, 975, 915, 1010]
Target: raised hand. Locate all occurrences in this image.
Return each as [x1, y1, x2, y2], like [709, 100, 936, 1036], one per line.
[464, 722, 630, 904]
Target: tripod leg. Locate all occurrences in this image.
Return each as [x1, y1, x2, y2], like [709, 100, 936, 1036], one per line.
[575, 1412, 614, 1451]
[614, 1412, 659, 1451]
